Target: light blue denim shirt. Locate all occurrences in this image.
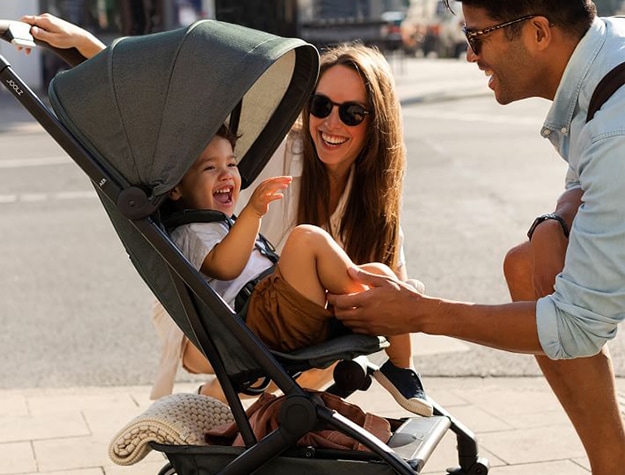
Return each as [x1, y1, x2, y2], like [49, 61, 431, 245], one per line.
[537, 17, 625, 359]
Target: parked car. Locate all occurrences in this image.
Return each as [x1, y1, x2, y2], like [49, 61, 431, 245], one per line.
[401, 0, 467, 58]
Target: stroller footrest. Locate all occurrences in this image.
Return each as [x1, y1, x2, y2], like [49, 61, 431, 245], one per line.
[388, 416, 451, 472]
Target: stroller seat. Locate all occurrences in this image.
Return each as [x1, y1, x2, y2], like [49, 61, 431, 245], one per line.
[0, 18, 489, 475]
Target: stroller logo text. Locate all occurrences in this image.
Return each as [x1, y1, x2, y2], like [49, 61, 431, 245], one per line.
[6, 79, 23, 96]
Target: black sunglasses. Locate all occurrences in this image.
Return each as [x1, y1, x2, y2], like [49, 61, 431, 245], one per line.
[462, 14, 536, 56]
[308, 94, 371, 126]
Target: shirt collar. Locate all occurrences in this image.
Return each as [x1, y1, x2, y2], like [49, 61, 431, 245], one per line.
[542, 17, 606, 137]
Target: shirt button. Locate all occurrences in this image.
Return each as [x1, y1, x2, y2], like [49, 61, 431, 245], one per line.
[560, 127, 568, 134]
[542, 129, 552, 136]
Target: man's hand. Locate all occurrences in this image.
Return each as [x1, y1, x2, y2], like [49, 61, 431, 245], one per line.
[244, 176, 292, 217]
[328, 267, 423, 336]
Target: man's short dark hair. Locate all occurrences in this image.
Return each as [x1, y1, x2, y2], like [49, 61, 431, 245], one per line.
[446, 0, 595, 40]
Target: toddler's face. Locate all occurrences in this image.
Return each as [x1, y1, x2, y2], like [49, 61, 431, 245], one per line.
[171, 136, 241, 215]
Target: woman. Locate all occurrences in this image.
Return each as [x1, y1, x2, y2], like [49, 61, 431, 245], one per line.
[20, 14, 429, 415]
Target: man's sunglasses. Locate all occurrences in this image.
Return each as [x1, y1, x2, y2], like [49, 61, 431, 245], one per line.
[308, 94, 371, 126]
[462, 14, 536, 56]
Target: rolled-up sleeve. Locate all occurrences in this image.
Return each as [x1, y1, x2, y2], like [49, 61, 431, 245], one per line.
[537, 294, 621, 359]
[536, 131, 625, 359]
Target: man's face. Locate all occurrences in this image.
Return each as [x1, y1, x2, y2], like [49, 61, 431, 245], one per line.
[462, 5, 539, 104]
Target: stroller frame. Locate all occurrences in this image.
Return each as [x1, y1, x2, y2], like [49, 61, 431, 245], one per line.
[1, 19, 488, 475]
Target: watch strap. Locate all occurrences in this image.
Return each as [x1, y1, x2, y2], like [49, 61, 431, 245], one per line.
[527, 213, 570, 240]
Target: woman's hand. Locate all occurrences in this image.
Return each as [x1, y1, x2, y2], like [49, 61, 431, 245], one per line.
[18, 13, 105, 59]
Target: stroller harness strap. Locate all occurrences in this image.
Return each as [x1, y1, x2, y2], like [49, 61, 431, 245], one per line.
[163, 209, 279, 313]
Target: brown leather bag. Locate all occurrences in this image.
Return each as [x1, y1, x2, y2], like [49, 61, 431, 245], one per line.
[205, 391, 392, 451]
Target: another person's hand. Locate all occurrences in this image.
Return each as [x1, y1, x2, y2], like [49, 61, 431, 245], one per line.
[328, 267, 423, 336]
[18, 13, 105, 58]
[245, 176, 292, 217]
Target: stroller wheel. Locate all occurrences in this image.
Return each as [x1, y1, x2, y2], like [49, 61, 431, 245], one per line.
[157, 462, 176, 475]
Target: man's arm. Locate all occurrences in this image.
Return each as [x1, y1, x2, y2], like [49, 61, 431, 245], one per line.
[328, 268, 544, 354]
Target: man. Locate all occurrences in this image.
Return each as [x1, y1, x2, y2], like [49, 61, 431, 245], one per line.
[328, 1, 625, 473]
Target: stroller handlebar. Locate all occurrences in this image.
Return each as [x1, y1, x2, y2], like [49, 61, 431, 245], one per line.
[0, 20, 36, 48]
[0, 19, 87, 67]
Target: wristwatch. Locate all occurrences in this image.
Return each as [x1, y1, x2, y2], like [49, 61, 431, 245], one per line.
[527, 213, 570, 240]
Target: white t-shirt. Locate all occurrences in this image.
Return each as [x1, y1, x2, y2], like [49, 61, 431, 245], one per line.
[171, 221, 274, 309]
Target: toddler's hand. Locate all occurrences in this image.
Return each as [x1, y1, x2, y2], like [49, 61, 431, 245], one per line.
[246, 176, 292, 217]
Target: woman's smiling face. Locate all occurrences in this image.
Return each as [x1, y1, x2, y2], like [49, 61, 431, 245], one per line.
[309, 64, 370, 175]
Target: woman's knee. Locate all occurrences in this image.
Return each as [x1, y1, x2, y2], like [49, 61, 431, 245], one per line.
[285, 224, 325, 246]
[360, 261, 395, 278]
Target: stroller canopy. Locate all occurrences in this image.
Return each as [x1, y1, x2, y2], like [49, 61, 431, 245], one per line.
[49, 20, 319, 198]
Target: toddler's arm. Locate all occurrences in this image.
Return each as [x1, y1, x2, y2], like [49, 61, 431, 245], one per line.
[200, 176, 291, 280]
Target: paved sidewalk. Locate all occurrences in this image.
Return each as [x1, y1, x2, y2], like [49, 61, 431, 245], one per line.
[3, 375, 624, 475]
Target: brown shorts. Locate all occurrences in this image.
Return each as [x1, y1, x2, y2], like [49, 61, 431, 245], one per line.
[245, 265, 333, 352]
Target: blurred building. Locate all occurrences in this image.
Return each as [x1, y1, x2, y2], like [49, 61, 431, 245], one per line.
[2, 0, 410, 92]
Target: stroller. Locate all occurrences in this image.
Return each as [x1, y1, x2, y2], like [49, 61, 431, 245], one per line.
[1, 19, 489, 475]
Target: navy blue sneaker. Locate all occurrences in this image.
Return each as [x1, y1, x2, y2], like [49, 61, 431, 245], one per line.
[373, 360, 433, 417]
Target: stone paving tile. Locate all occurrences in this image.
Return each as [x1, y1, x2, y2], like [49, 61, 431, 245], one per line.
[0, 441, 36, 475]
[436, 403, 511, 434]
[21, 470, 103, 475]
[34, 435, 117, 473]
[83, 406, 155, 438]
[454, 382, 562, 418]
[501, 408, 571, 430]
[477, 424, 586, 466]
[27, 392, 140, 416]
[426, 382, 472, 407]
[572, 457, 591, 472]
[488, 460, 589, 474]
[0, 395, 28, 417]
[103, 458, 166, 475]
[0, 412, 89, 444]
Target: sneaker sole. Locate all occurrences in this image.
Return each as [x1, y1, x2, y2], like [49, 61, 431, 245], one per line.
[373, 371, 434, 417]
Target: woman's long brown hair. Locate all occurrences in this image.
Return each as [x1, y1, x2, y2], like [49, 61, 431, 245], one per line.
[297, 43, 406, 269]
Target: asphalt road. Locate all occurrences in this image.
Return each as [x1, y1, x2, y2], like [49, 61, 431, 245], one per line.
[1, 57, 623, 390]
